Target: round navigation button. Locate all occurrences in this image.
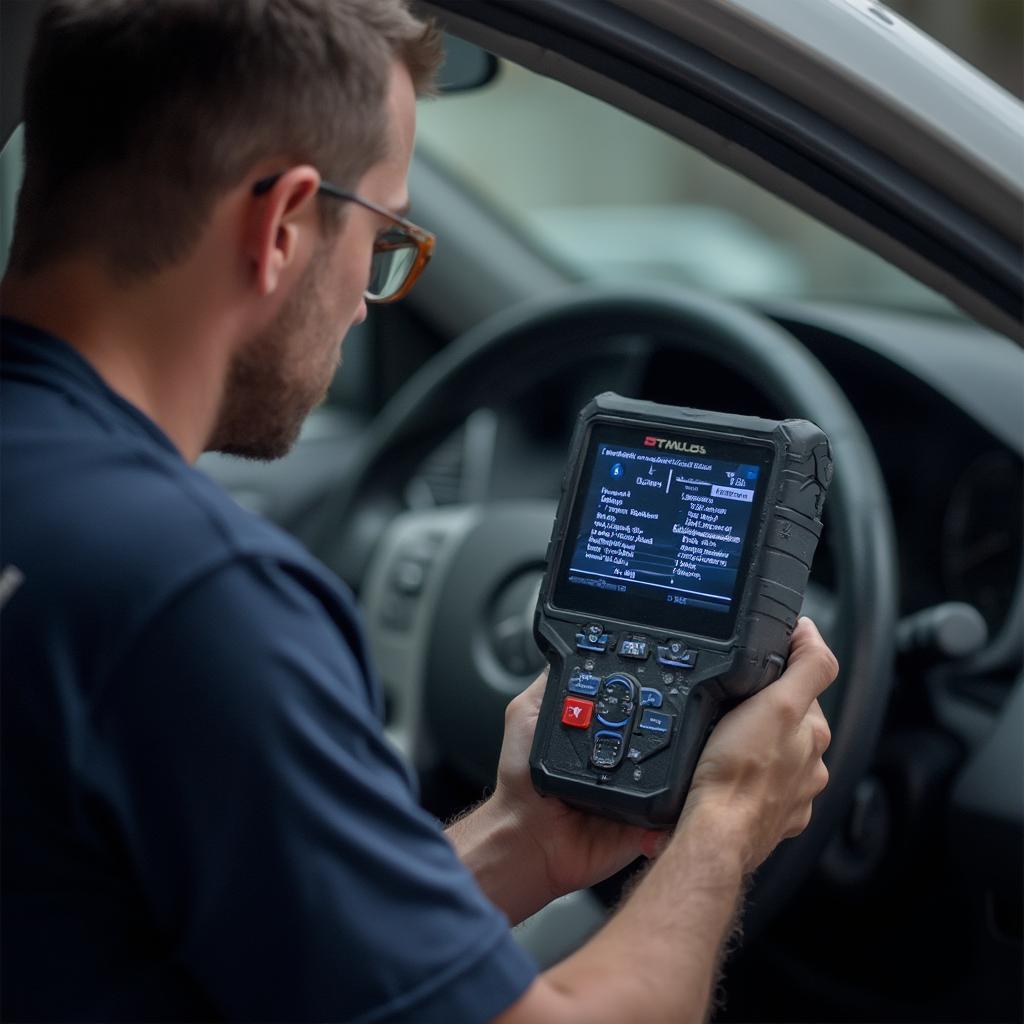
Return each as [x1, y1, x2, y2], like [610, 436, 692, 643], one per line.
[602, 673, 636, 697]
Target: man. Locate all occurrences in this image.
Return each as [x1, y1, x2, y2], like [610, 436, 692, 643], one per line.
[0, 1, 836, 1021]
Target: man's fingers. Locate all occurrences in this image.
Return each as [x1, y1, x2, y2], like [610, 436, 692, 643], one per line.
[507, 670, 549, 718]
[778, 617, 839, 709]
[806, 699, 832, 755]
[640, 829, 671, 859]
[812, 759, 829, 795]
[525, 670, 548, 696]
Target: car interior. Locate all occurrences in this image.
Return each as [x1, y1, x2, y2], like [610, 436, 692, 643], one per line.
[1, 2, 1021, 1022]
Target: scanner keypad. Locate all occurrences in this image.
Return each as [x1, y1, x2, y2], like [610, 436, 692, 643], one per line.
[557, 624, 701, 774]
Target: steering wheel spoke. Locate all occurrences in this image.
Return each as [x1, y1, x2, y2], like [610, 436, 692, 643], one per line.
[361, 505, 483, 767]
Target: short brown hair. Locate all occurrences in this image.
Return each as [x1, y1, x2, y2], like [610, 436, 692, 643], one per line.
[8, 0, 441, 279]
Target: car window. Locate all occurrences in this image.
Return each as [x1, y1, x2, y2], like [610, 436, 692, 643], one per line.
[416, 62, 960, 316]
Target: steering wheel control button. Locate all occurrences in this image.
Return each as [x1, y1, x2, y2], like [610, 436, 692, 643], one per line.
[380, 596, 414, 632]
[391, 558, 426, 595]
[656, 642, 697, 669]
[617, 636, 649, 660]
[389, 535, 442, 600]
[637, 709, 672, 734]
[576, 623, 610, 653]
[591, 730, 625, 770]
[639, 687, 663, 708]
[561, 697, 594, 729]
[567, 671, 601, 696]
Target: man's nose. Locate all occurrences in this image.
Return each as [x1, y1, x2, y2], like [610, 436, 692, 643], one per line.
[352, 298, 368, 327]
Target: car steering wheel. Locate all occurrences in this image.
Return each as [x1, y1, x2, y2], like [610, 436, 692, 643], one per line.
[306, 283, 898, 930]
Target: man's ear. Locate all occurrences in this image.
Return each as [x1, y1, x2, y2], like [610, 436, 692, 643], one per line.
[246, 166, 321, 296]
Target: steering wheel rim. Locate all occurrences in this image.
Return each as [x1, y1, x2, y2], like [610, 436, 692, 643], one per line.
[307, 282, 898, 928]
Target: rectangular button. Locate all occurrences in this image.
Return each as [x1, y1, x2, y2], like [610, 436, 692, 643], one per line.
[567, 672, 600, 696]
[576, 632, 609, 653]
[638, 709, 672, 734]
[561, 697, 594, 729]
[639, 687, 663, 708]
[656, 644, 696, 669]
[591, 730, 625, 769]
[617, 637, 649, 659]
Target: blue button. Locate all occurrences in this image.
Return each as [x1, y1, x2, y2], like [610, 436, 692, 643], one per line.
[638, 709, 672, 734]
[576, 632, 610, 652]
[568, 672, 600, 696]
[656, 644, 696, 669]
[597, 713, 630, 728]
[603, 674, 635, 697]
[639, 687, 663, 708]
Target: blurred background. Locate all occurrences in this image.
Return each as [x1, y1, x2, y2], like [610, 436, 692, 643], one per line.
[893, 0, 1022, 95]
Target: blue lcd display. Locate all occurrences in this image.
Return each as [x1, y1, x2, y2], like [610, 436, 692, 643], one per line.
[563, 439, 764, 618]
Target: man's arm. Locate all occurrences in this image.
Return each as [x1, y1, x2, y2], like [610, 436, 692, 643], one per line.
[92, 556, 540, 1023]
[458, 617, 836, 1023]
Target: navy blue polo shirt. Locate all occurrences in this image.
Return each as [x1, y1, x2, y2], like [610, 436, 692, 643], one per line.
[0, 318, 537, 1022]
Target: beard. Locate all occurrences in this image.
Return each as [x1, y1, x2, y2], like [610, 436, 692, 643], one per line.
[208, 255, 340, 461]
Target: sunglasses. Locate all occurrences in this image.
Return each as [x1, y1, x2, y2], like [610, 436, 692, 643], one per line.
[252, 173, 435, 303]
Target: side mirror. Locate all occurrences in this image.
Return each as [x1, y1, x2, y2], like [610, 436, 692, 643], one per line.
[437, 33, 499, 93]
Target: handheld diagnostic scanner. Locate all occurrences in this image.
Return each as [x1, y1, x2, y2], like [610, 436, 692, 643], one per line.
[529, 393, 833, 828]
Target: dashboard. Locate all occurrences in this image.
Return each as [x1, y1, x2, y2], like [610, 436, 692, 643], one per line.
[775, 305, 1022, 642]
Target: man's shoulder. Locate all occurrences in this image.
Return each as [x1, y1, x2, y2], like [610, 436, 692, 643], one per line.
[2, 429, 354, 680]
[8, 429, 311, 570]
[0, 322, 333, 602]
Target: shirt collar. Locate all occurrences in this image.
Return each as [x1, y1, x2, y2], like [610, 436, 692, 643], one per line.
[1, 315, 182, 457]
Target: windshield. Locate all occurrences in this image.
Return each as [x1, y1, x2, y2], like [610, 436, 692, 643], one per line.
[417, 62, 963, 315]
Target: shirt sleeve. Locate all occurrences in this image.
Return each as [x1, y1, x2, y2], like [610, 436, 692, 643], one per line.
[83, 555, 538, 1023]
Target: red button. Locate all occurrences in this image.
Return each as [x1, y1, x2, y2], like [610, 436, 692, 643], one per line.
[561, 697, 594, 729]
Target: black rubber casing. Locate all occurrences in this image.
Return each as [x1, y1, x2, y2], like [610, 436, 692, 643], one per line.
[529, 393, 832, 827]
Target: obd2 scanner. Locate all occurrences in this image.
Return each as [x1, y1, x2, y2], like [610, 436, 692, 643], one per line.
[529, 393, 832, 828]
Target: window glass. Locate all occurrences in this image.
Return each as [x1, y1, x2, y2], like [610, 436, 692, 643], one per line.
[417, 64, 958, 315]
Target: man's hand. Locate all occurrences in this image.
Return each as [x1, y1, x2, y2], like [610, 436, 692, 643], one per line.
[681, 615, 837, 872]
[450, 617, 836, 927]
[492, 616, 837, 891]
[488, 672, 657, 901]
[493, 619, 838, 1024]
[448, 674, 658, 924]
[446, 671, 653, 923]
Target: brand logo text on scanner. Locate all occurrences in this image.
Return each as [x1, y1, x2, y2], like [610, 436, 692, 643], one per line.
[643, 436, 707, 455]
